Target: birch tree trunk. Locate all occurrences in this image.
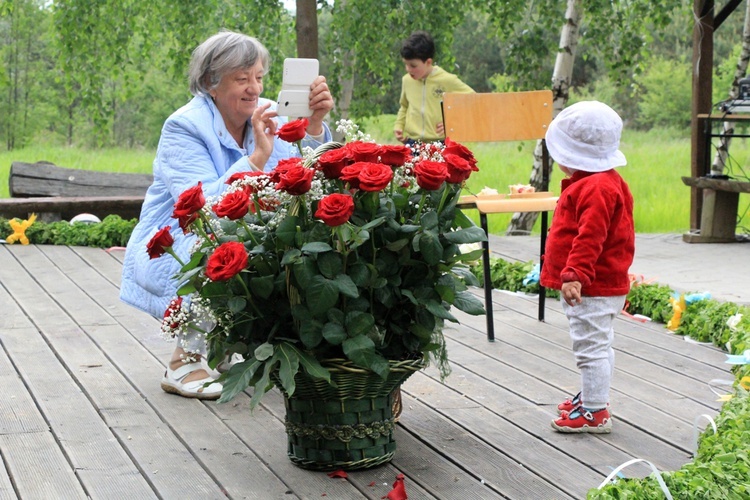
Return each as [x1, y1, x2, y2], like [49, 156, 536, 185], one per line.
[711, 0, 750, 175]
[506, 0, 582, 235]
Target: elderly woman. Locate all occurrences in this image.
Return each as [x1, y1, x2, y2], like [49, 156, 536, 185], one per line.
[120, 31, 334, 399]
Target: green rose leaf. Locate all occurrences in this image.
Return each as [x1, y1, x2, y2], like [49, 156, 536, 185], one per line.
[425, 299, 458, 322]
[317, 251, 343, 278]
[418, 229, 443, 265]
[421, 210, 439, 230]
[301, 241, 333, 254]
[292, 257, 316, 288]
[334, 273, 359, 298]
[306, 275, 340, 314]
[444, 226, 487, 244]
[453, 291, 486, 315]
[345, 310, 375, 337]
[228, 296, 247, 313]
[276, 214, 299, 245]
[342, 336, 389, 378]
[280, 248, 302, 266]
[322, 321, 347, 345]
[250, 275, 274, 299]
[254, 342, 274, 361]
[299, 319, 323, 348]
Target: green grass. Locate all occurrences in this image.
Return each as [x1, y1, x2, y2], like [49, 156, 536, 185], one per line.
[3, 121, 750, 235]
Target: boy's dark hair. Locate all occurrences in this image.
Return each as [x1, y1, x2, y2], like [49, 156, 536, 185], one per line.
[400, 31, 435, 61]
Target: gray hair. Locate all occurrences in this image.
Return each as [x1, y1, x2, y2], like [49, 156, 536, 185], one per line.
[188, 30, 270, 96]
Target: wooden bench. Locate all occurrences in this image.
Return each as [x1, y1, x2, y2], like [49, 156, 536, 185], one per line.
[682, 176, 750, 242]
[0, 161, 153, 221]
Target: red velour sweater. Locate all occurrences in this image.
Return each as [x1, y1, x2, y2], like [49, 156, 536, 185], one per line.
[540, 169, 635, 296]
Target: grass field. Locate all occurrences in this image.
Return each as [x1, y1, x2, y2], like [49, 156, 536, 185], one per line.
[2, 118, 750, 236]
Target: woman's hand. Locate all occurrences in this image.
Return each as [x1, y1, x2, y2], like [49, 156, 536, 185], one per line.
[307, 76, 334, 136]
[247, 102, 278, 170]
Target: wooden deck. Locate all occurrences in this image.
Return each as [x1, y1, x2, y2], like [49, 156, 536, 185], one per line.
[0, 243, 732, 499]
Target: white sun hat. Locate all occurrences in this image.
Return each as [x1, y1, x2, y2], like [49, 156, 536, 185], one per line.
[544, 100, 627, 172]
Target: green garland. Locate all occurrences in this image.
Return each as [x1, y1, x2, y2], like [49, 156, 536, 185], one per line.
[0, 215, 137, 248]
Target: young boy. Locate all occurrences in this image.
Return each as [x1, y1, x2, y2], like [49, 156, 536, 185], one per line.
[540, 101, 635, 434]
[393, 31, 473, 145]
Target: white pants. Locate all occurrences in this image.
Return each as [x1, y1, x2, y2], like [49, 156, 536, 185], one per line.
[561, 295, 626, 409]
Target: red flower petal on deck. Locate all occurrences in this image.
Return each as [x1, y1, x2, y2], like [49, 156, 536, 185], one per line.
[386, 473, 407, 500]
[327, 470, 348, 478]
[368, 481, 376, 487]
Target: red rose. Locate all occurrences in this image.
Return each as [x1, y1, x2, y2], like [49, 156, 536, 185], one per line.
[275, 165, 315, 195]
[443, 153, 474, 184]
[443, 138, 478, 171]
[213, 190, 250, 220]
[357, 162, 394, 192]
[414, 160, 448, 190]
[276, 118, 309, 143]
[205, 241, 248, 281]
[345, 141, 381, 162]
[317, 147, 353, 179]
[315, 193, 355, 226]
[270, 157, 304, 183]
[379, 144, 411, 166]
[146, 226, 174, 259]
[226, 170, 266, 185]
[172, 182, 206, 233]
[340, 163, 364, 189]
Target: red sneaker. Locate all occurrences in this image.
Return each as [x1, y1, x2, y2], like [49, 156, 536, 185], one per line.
[557, 391, 581, 415]
[551, 407, 612, 433]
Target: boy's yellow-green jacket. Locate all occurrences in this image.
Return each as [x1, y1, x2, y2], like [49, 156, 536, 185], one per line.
[394, 65, 473, 142]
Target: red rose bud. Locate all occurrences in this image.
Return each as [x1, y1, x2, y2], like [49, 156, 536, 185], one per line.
[379, 144, 411, 166]
[270, 157, 304, 183]
[315, 193, 355, 227]
[172, 182, 206, 233]
[276, 118, 309, 143]
[275, 165, 315, 195]
[205, 241, 248, 281]
[443, 153, 474, 184]
[345, 141, 381, 162]
[357, 162, 394, 192]
[414, 160, 448, 190]
[213, 190, 251, 220]
[317, 147, 353, 179]
[146, 226, 174, 259]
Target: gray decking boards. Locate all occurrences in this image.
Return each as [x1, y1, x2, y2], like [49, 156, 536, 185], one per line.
[0, 242, 733, 499]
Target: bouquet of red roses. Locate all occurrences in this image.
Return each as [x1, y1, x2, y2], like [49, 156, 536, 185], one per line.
[148, 119, 486, 407]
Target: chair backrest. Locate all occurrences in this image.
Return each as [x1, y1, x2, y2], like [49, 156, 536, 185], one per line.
[442, 90, 553, 143]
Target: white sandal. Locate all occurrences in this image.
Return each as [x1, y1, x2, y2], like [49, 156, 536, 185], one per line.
[160, 362, 223, 400]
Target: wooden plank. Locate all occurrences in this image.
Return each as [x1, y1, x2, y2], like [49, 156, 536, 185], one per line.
[681, 176, 750, 193]
[427, 339, 693, 473]
[483, 293, 730, 408]
[9, 162, 152, 197]
[0, 247, 221, 498]
[0, 433, 87, 500]
[400, 375, 599, 498]
[13, 246, 295, 499]
[0, 196, 144, 221]
[450, 311, 719, 446]
[443, 91, 553, 142]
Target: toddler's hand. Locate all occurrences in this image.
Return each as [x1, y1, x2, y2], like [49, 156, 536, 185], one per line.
[562, 281, 582, 306]
[394, 129, 404, 142]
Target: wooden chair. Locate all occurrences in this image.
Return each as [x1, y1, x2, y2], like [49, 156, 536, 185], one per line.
[442, 90, 557, 341]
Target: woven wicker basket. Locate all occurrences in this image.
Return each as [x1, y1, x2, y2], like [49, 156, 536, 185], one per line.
[274, 357, 424, 471]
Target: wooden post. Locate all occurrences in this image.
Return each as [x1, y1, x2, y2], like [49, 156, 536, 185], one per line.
[690, 0, 714, 232]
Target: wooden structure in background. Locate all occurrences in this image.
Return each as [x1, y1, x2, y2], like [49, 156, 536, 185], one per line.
[689, 0, 749, 242]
